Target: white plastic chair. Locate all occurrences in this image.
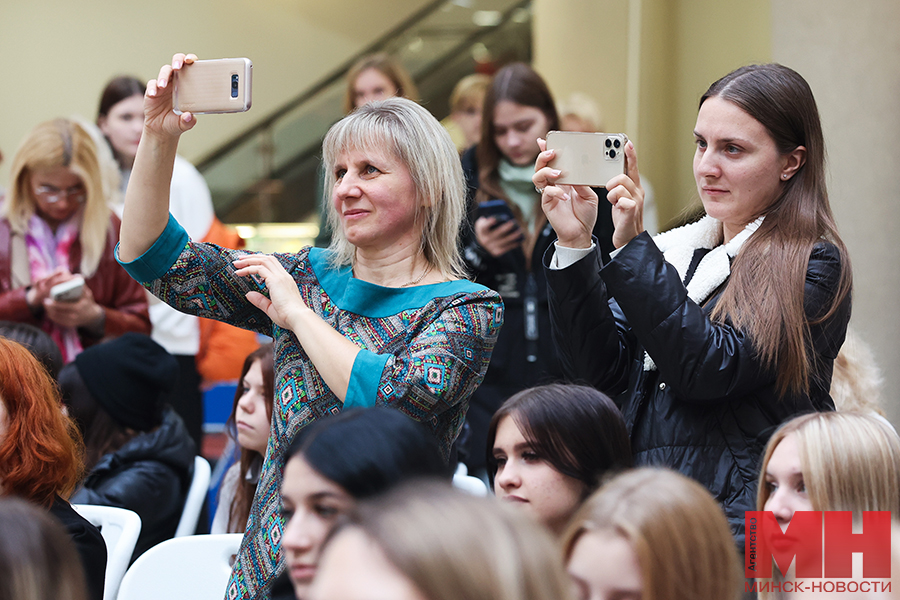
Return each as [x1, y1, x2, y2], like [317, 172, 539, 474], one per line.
[174, 455, 211, 537]
[452, 462, 489, 496]
[116, 534, 243, 600]
[71, 504, 142, 600]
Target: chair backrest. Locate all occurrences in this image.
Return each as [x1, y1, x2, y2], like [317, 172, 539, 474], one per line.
[116, 534, 243, 600]
[175, 455, 212, 537]
[452, 462, 488, 496]
[71, 504, 142, 600]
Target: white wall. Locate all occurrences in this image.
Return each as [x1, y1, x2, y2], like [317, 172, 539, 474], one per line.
[773, 0, 900, 422]
[0, 0, 430, 186]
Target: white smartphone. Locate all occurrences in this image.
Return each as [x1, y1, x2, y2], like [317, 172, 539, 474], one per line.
[50, 275, 85, 303]
[173, 58, 253, 115]
[546, 131, 628, 187]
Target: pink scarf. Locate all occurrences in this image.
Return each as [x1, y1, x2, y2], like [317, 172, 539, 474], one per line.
[25, 209, 84, 362]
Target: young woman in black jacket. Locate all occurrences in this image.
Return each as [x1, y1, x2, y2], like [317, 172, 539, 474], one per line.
[533, 63, 852, 547]
[60, 333, 195, 561]
[458, 63, 614, 475]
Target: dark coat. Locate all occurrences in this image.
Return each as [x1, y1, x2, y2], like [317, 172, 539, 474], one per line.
[544, 232, 850, 546]
[71, 408, 196, 561]
[49, 495, 107, 600]
[458, 147, 615, 469]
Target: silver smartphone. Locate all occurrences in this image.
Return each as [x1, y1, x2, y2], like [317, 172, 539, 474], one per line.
[50, 275, 85, 303]
[546, 131, 628, 187]
[174, 58, 253, 115]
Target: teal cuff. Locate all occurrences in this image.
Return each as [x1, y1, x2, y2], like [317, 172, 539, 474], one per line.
[344, 349, 391, 408]
[115, 214, 189, 284]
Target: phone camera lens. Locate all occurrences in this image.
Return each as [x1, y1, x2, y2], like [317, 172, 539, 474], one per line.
[613, 138, 621, 149]
[609, 149, 617, 159]
[605, 138, 612, 148]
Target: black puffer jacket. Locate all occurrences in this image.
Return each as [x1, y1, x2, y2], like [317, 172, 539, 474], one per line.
[458, 147, 615, 469]
[71, 408, 196, 561]
[544, 232, 850, 546]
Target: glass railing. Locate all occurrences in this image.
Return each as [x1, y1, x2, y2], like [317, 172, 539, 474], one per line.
[197, 0, 532, 241]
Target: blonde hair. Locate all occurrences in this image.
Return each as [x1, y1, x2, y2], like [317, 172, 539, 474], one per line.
[342, 53, 418, 114]
[562, 468, 741, 600]
[757, 411, 900, 517]
[449, 74, 491, 113]
[322, 97, 467, 279]
[830, 328, 884, 415]
[2, 119, 112, 277]
[557, 92, 603, 132]
[335, 481, 573, 600]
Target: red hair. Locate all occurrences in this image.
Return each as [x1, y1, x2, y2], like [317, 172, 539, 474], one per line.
[0, 339, 84, 506]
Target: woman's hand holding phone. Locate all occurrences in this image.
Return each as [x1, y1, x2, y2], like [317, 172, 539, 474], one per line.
[474, 217, 523, 257]
[144, 53, 199, 142]
[534, 138, 598, 249]
[605, 141, 645, 249]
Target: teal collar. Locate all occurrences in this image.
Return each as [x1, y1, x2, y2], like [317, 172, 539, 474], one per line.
[308, 248, 484, 318]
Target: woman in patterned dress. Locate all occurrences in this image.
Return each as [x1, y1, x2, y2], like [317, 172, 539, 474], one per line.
[117, 53, 503, 600]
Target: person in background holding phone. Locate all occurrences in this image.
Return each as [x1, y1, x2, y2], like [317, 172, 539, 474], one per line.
[117, 54, 501, 600]
[458, 63, 614, 478]
[534, 63, 852, 548]
[0, 119, 150, 363]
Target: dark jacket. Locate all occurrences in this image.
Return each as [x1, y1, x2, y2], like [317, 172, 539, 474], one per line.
[0, 215, 151, 345]
[544, 232, 850, 546]
[458, 147, 615, 469]
[50, 495, 107, 600]
[72, 408, 196, 561]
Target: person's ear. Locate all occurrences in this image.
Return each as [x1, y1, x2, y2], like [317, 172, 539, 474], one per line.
[780, 146, 806, 182]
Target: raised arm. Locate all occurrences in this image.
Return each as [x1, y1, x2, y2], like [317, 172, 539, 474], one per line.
[119, 53, 198, 262]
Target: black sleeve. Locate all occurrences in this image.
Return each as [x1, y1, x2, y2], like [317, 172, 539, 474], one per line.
[543, 243, 637, 395]
[50, 497, 108, 600]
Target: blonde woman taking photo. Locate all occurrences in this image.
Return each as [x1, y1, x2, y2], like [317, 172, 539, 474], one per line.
[117, 53, 502, 600]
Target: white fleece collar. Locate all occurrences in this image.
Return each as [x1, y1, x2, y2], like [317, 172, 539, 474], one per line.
[643, 215, 764, 371]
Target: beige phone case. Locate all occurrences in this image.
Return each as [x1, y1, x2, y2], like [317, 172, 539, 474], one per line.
[174, 58, 252, 115]
[547, 131, 628, 187]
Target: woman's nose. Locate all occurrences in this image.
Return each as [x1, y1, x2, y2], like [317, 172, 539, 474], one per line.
[282, 514, 313, 552]
[504, 132, 521, 149]
[696, 150, 720, 178]
[766, 490, 794, 530]
[495, 462, 520, 490]
[336, 174, 360, 198]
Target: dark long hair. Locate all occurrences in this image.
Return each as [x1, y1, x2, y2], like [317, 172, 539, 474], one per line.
[486, 384, 633, 497]
[702, 64, 852, 397]
[225, 344, 274, 533]
[57, 364, 137, 472]
[476, 62, 558, 208]
[96, 75, 145, 167]
[286, 407, 449, 499]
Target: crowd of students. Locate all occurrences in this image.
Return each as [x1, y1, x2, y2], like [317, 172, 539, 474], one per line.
[0, 47, 894, 600]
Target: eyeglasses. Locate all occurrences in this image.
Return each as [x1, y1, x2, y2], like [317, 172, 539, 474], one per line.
[34, 185, 87, 204]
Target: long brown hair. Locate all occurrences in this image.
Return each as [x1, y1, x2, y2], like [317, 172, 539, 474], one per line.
[703, 64, 852, 397]
[226, 344, 274, 533]
[476, 63, 558, 260]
